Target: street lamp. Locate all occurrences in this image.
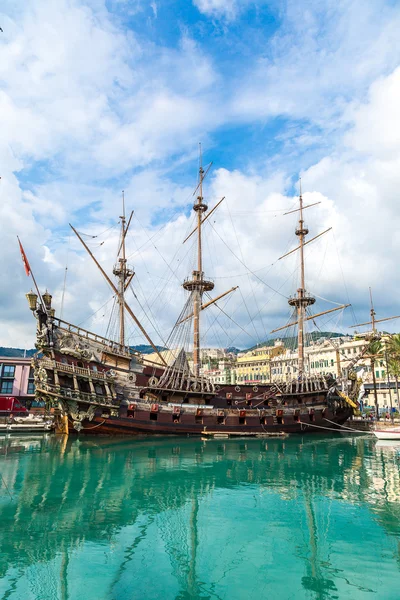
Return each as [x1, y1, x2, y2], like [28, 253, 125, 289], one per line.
[26, 290, 38, 311]
[42, 290, 52, 311]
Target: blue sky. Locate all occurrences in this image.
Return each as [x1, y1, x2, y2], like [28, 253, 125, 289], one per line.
[1, 0, 400, 348]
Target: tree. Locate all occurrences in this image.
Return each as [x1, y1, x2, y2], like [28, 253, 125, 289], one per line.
[387, 333, 400, 356]
[365, 340, 383, 420]
[387, 334, 400, 411]
[387, 357, 400, 412]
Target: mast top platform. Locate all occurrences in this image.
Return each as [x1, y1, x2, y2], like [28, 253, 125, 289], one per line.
[113, 263, 134, 277]
[194, 201, 208, 213]
[288, 293, 316, 308]
[295, 225, 309, 236]
[183, 271, 214, 292]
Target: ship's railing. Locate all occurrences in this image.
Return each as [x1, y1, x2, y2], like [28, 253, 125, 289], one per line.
[38, 382, 119, 406]
[40, 359, 115, 381]
[51, 317, 138, 358]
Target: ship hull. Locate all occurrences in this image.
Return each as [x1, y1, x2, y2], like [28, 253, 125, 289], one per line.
[71, 406, 353, 436]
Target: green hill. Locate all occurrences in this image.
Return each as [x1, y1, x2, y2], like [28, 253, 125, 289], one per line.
[131, 345, 168, 355]
[245, 331, 344, 352]
[0, 347, 36, 358]
[0, 345, 167, 358]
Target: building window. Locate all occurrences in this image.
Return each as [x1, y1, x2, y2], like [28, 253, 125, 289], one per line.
[2, 365, 15, 378]
[1, 380, 13, 394]
[376, 371, 379, 378]
[27, 367, 35, 395]
[1, 365, 16, 395]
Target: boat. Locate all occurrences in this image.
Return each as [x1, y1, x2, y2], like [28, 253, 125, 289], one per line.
[373, 427, 400, 440]
[0, 414, 53, 433]
[25, 157, 361, 435]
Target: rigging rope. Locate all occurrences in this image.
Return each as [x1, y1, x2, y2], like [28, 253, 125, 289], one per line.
[311, 294, 347, 306]
[77, 295, 116, 328]
[201, 290, 236, 347]
[323, 418, 369, 433]
[60, 234, 71, 320]
[332, 231, 358, 326]
[128, 282, 168, 348]
[76, 222, 119, 240]
[105, 295, 118, 342]
[208, 222, 289, 299]
[226, 200, 267, 341]
[204, 295, 257, 343]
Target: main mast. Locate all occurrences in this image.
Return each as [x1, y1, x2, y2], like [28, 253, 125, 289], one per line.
[288, 181, 315, 375]
[183, 147, 214, 378]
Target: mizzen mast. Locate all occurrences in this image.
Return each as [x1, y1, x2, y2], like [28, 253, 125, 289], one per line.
[271, 182, 347, 377]
[183, 146, 214, 378]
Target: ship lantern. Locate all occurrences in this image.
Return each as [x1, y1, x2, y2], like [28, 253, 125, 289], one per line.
[48, 308, 56, 318]
[26, 290, 38, 311]
[42, 290, 52, 310]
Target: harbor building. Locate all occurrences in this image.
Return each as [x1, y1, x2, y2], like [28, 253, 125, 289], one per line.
[307, 336, 366, 378]
[232, 341, 285, 384]
[202, 358, 235, 385]
[269, 336, 380, 381]
[202, 367, 230, 385]
[200, 348, 226, 361]
[270, 348, 299, 379]
[0, 357, 35, 405]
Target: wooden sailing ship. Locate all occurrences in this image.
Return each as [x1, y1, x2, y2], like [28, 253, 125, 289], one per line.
[26, 162, 358, 435]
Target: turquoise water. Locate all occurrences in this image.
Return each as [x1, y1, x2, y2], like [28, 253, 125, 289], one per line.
[0, 434, 400, 600]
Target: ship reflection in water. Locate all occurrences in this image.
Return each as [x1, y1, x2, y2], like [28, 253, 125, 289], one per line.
[0, 435, 400, 600]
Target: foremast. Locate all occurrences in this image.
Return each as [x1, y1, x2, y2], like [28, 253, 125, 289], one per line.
[70, 196, 167, 364]
[182, 148, 214, 378]
[288, 183, 315, 375]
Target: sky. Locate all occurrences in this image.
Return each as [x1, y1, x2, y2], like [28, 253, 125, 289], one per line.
[1, 0, 400, 350]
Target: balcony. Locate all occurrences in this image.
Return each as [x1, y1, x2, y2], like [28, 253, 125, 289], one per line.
[37, 382, 118, 407]
[40, 359, 115, 381]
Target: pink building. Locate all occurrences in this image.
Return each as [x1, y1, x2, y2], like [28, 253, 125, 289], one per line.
[0, 357, 35, 404]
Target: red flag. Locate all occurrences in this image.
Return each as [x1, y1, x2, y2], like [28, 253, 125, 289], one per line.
[18, 238, 31, 276]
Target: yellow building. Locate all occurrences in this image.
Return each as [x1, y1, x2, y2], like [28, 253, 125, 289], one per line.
[233, 341, 285, 384]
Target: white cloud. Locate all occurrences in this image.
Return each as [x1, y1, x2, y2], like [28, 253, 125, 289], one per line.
[193, 0, 240, 20]
[232, 0, 400, 132]
[344, 67, 400, 159]
[1, 0, 400, 350]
